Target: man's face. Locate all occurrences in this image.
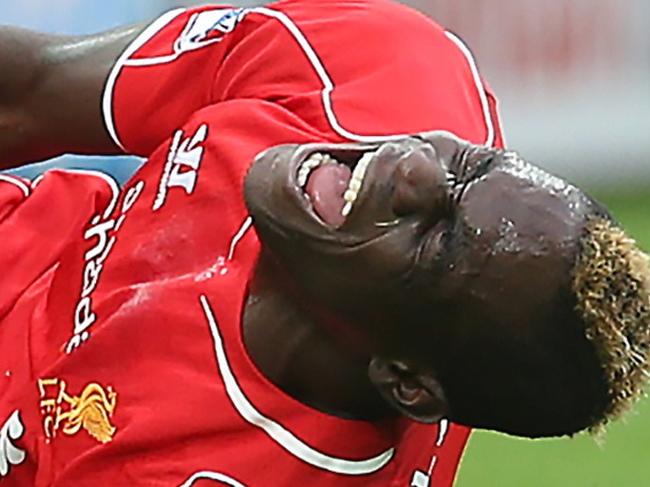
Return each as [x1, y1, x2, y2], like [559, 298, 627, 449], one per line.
[244, 133, 594, 352]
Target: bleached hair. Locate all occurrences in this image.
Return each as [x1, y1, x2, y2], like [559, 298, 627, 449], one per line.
[573, 217, 650, 433]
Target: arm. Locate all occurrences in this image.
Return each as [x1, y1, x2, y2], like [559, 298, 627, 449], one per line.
[0, 24, 144, 168]
[1, 6, 257, 165]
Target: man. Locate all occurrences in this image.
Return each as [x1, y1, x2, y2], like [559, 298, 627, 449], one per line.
[0, 1, 648, 486]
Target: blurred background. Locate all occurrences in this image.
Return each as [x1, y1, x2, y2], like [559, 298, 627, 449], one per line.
[2, 1, 649, 485]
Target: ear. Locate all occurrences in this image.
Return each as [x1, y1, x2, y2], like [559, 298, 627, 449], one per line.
[368, 357, 449, 424]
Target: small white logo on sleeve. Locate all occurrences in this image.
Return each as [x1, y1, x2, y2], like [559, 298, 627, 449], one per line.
[0, 410, 26, 478]
[176, 8, 248, 53]
[154, 124, 208, 211]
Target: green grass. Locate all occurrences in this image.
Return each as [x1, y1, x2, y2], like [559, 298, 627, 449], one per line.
[456, 187, 650, 487]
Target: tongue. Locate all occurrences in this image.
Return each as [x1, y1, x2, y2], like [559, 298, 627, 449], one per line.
[305, 163, 352, 227]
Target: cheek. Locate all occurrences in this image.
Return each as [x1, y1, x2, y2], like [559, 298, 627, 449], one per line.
[465, 252, 567, 326]
[315, 242, 418, 286]
[286, 233, 420, 311]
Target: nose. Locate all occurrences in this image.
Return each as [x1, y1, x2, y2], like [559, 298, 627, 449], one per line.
[390, 143, 451, 219]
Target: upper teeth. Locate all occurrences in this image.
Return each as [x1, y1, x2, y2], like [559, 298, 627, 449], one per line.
[297, 150, 376, 218]
[341, 151, 374, 217]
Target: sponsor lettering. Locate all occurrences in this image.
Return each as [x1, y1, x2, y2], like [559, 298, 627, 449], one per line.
[66, 180, 145, 353]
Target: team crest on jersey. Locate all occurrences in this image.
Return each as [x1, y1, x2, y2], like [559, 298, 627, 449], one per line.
[175, 8, 248, 53]
[37, 378, 118, 444]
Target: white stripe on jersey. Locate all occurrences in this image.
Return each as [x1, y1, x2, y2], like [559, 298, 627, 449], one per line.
[443, 31, 495, 147]
[200, 295, 395, 476]
[101, 7, 498, 152]
[102, 8, 187, 152]
[180, 470, 247, 487]
[0, 175, 31, 198]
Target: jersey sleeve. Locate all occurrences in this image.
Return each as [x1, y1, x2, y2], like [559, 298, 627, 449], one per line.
[0, 175, 31, 223]
[0, 170, 119, 319]
[483, 79, 507, 149]
[102, 5, 250, 156]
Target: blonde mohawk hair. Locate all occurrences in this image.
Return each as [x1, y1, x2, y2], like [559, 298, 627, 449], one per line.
[573, 217, 650, 433]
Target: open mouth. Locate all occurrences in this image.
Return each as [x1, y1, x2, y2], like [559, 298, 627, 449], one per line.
[295, 147, 378, 228]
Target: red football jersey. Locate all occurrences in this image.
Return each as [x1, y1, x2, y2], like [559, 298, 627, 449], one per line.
[0, 1, 504, 485]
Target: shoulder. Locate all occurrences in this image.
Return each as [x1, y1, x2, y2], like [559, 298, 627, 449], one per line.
[0, 169, 120, 227]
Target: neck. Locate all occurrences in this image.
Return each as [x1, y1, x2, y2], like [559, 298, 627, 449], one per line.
[243, 251, 391, 421]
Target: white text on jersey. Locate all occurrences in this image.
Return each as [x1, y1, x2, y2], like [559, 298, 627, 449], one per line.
[153, 124, 208, 211]
[67, 181, 146, 353]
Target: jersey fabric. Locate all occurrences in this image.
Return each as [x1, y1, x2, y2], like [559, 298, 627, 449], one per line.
[0, 1, 505, 485]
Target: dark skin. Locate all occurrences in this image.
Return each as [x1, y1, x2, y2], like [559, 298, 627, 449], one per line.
[1, 24, 605, 436]
[0, 25, 141, 166]
[244, 133, 602, 432]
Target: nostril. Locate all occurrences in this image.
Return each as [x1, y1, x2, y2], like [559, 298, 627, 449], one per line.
[390, 151, 450, 219]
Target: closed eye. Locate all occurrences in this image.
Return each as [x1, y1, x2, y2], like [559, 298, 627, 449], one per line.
[416, 221, 451, 270]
